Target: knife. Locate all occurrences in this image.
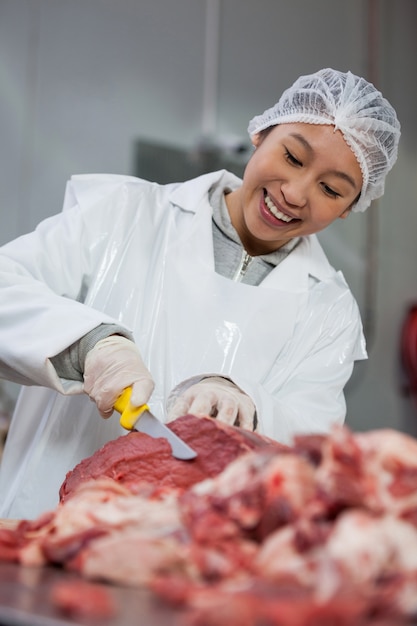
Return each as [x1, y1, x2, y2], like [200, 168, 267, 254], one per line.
[114, 387, 197, 460]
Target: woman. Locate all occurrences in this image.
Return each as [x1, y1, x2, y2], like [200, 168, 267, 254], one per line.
[0, 68, 400, 519]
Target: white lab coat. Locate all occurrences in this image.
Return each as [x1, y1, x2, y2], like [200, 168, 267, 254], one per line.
[0, 171, 366, 519]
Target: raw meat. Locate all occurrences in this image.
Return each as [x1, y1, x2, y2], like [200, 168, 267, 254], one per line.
[2, 418, 417, 625]
[59, 414, 284, 503]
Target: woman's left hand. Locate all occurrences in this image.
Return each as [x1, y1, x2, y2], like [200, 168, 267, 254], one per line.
[167, 376, 256, 430]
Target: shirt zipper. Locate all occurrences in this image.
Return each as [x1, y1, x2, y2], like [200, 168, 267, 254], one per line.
[232, 251, 253, 282]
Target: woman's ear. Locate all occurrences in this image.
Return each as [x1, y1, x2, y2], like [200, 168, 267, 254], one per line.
[252, 126, 275, 148]
[339, 207, 352, 220]
[340, 192, 361, 219]
[251, 133, 262, 148]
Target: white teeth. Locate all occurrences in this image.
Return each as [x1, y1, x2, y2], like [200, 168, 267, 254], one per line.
[264, 194, 293, 222]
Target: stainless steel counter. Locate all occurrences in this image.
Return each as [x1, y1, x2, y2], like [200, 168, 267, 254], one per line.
[0, 562, 186, 626]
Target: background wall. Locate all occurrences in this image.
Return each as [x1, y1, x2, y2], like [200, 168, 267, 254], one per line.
[0, 0, 416, 435]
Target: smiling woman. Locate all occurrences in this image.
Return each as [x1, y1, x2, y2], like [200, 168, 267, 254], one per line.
[226, 122, 363, 255]
[0, 67, 402, 520]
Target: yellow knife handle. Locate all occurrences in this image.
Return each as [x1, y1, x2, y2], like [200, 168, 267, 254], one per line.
[114, 387, 149, 431]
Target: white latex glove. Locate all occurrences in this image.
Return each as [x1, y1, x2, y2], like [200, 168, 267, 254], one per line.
[167, 376, 256, 430]
[83, 335, 154, 418]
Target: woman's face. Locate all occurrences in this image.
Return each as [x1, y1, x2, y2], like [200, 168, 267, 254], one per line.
[226, 122, 363, 256]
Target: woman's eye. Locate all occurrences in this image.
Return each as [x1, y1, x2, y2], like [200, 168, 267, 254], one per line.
[284, 149, 302, 166]
[322, 184, 340, 198]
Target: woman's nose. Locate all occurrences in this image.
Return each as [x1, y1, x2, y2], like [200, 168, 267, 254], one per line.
[281, 178, 307, 207]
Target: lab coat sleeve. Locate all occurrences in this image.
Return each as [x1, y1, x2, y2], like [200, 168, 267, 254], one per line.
[231, 283, 366, 444]
[0, 175, 134, 392]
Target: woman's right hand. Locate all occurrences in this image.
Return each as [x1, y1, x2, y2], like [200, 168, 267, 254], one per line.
[83, 336, 154, 418]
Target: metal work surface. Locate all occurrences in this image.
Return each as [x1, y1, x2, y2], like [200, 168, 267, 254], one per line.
[0, 562, 186, 626]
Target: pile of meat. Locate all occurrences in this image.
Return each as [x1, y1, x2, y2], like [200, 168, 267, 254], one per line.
[1, 415, 417, 626]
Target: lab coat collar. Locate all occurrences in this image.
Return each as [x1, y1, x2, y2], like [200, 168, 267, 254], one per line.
[168, 170, 241, 214]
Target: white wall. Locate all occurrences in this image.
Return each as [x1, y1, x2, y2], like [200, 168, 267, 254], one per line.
[0, 0, 416, 434]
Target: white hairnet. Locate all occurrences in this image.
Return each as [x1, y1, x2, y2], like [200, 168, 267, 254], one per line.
[248, 68, 401, 213]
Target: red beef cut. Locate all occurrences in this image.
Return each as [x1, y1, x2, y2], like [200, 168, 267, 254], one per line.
[59, 415, 285, 503]
[3, 422, 417, 626]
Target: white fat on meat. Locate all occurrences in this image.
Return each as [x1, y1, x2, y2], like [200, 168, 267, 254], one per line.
[355, 429, 417, 514]
[80, 530, 194, 587]
[326, 510, 417, 582]
[189, 451, 316, 525]
[255, 524, 320, 589]
[51, 478, 181, 539]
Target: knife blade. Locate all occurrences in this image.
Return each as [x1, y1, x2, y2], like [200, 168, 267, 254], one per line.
[114, 387, 197, 460]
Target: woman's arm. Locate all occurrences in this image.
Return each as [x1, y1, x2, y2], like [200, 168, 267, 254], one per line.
[0, 178, 132, 391]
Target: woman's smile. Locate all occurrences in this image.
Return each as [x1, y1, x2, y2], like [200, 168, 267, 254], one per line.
[261, 190, 299, 224]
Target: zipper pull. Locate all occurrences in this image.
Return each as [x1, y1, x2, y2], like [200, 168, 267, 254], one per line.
[233, 252, 252, 282]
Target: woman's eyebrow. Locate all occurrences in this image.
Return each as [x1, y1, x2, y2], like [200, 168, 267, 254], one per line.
[331, 170, 359, 190]
[290, 132, 313, 154]
[290, 132, 359, 190]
